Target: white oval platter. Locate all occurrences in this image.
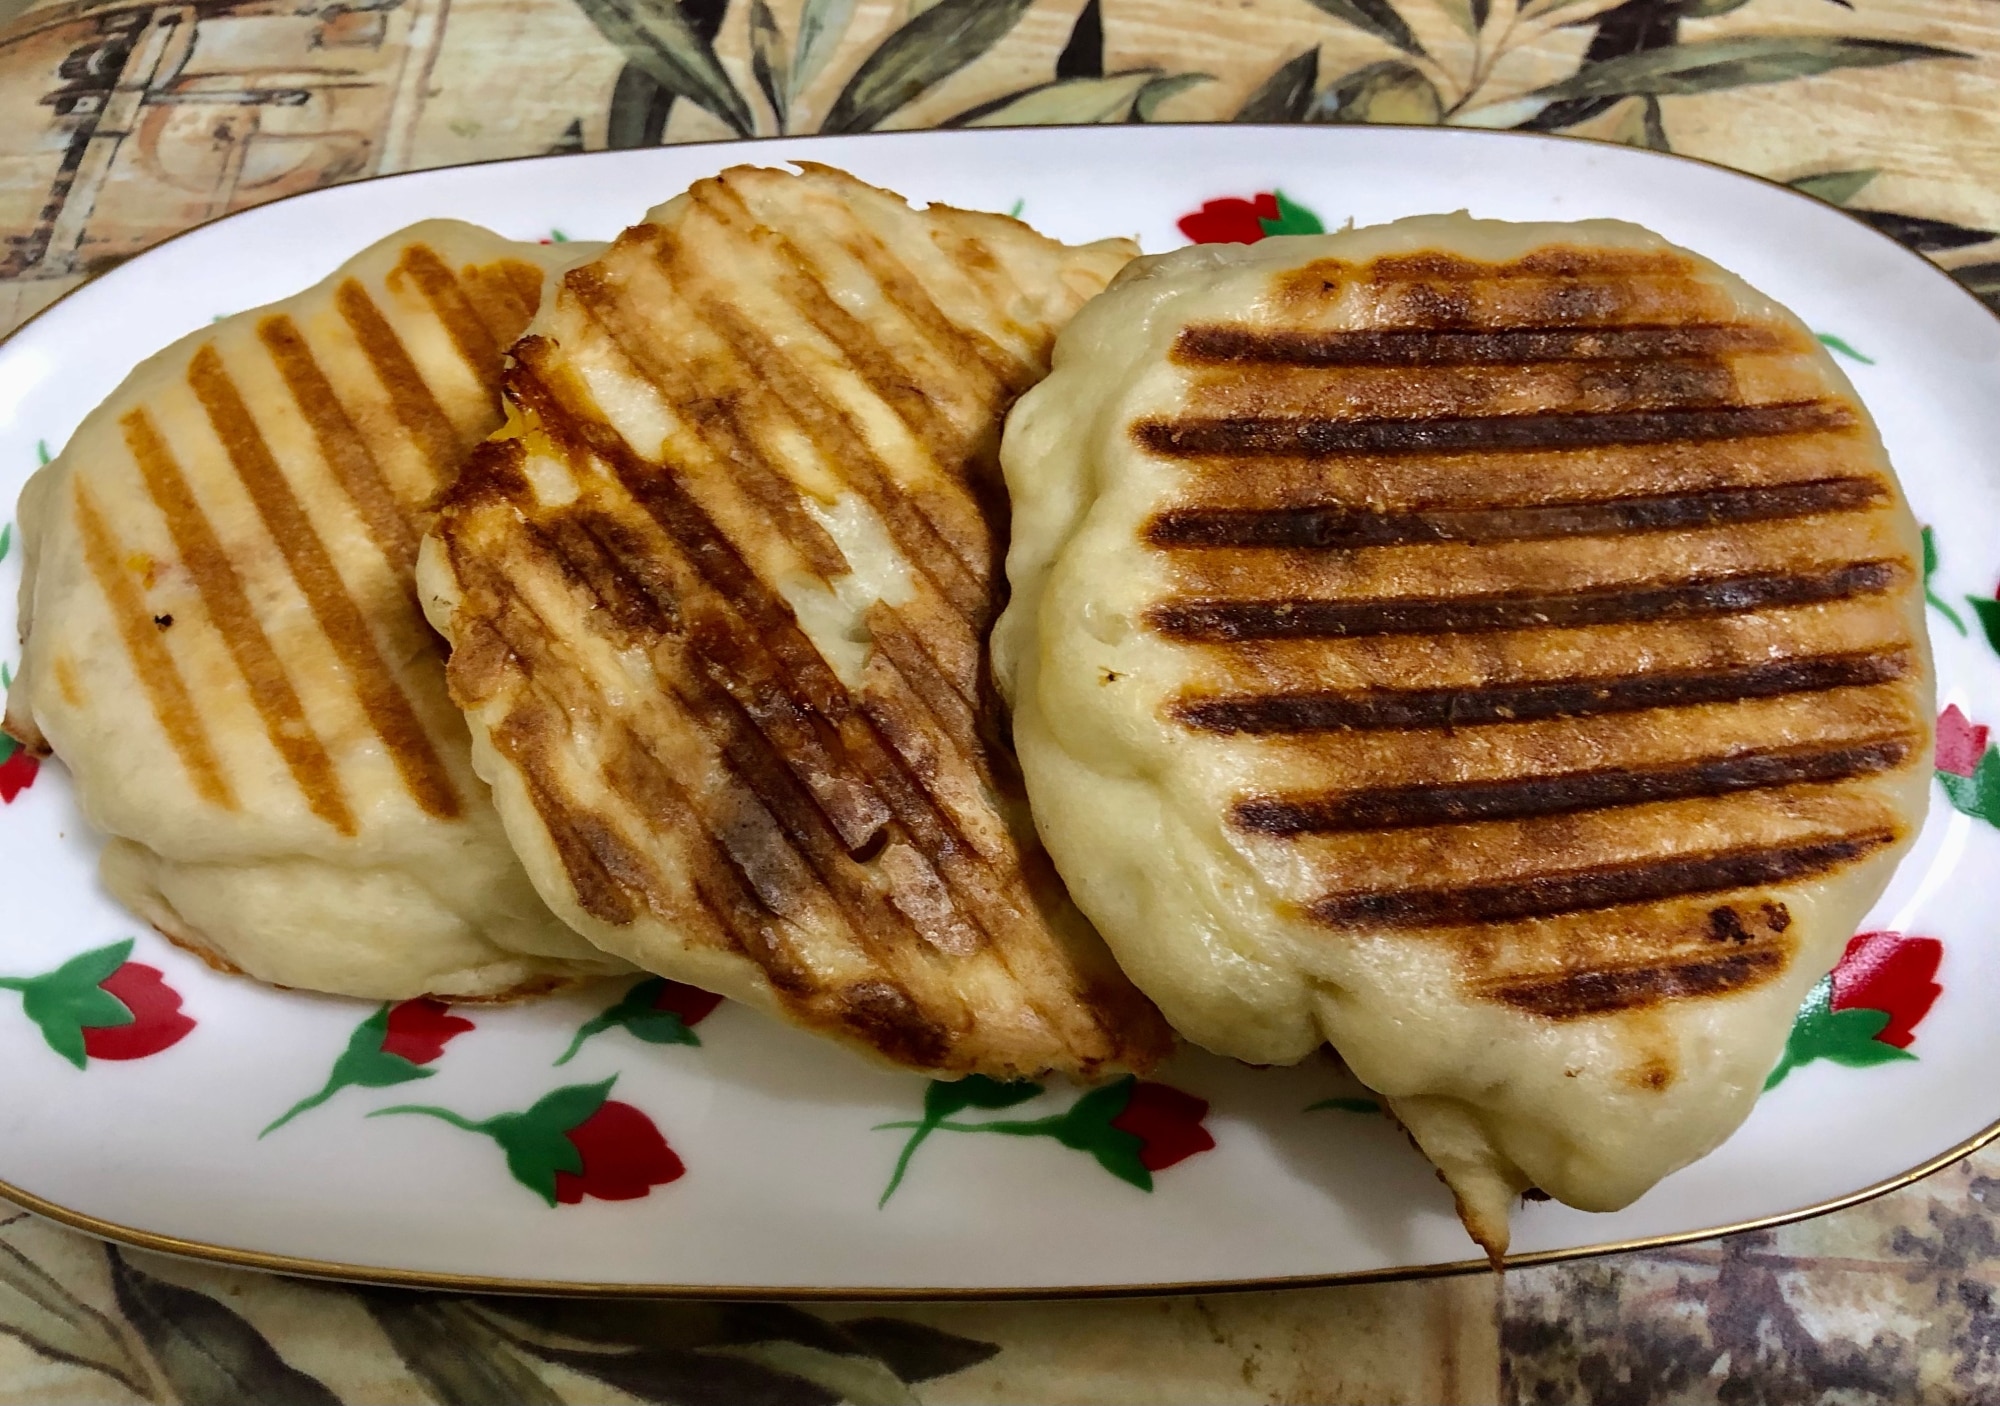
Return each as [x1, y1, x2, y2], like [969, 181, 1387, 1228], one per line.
[0, 124, 1995, 1295]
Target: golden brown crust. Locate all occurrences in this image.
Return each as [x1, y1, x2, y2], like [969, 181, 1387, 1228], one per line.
[1137, 241, 1927, 1031]
[428, 166, 1170, 1078]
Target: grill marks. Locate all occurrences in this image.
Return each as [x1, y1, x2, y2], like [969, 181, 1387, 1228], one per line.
[259, 315, 421, 579]
[1152, 560, 1901, 642]
[1174, 323, 1789, 368]
[1236, 736, 1913, 834]
[96, 241, 542, 831]
[185, 345, 460, 820]
[1174, 649, 1912, 734]
[431, 170, 1164, 1075]
[72, 480, 236, 810]
[1480, 947, 1789, 1019]
[1307, 831, 1896, 929]
[122, 407, 357, 836]
[1143, 243, 1922, 1013]
[336, 278, 465, 476]
[1147, 477, 1885, 550]
[1135, 401, 1852, 459]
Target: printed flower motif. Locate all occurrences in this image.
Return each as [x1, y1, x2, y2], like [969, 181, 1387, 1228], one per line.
[379, 998, 476, 1064]
[372, 1077, 684, 1206]
[1766, 931, 1943, 1089]
[1306, 1095, 1382, 1114]
[555, 976, 722, 1066]
[1830, 930, 1944, 1048]
[1935, 704, 2000, 827]
[0, 735, 38, 803]
[1920, 526, 1968, 634]
[1177, 191, 1325, 245]
[1111, 1081, 1215, 1171]
[263, 998, 474, 1135]
[875, 1074, 1214, 1204]
[1938, 704, 1990, 777]
[1971, 585, 2000, 654]
[0, 939, 194, 1068]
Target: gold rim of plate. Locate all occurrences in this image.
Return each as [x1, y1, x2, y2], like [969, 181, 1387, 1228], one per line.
[1, 123, 1991, 1298]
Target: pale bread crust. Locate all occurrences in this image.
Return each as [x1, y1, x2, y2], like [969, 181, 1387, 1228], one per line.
[8, 221, 629, 1001]
[994, 215, 1934, 1254]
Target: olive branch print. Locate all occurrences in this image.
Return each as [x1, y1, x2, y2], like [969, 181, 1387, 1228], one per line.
[564, 0, 1994, 308]
[0, 1213, 1001, 1404]
[574, 0, 1970, 142]
[584, 0, 1214, 145]
[1228, 0, 1967, 133]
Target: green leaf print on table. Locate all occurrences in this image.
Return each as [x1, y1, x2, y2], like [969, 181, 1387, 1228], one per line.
[875, 1074, 1215, 1204]
[0, 1209, 1002, 1403]
[588, 0, 1210, 147]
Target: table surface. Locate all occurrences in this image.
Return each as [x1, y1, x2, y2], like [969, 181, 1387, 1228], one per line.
[1, 0, 1996, 1401]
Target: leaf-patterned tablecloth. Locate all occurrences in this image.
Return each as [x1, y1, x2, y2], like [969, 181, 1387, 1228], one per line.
[1, 0, 1998, 1401]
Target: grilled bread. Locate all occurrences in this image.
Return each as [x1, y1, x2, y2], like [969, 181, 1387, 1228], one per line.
[418, 165, 1172, 1079]
[993, 214, 1933, 1255]
[7, 221, 630, 1000]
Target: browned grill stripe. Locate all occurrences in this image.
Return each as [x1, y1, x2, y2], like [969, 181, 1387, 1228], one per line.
[72, 480, 237, 810]
[1134, 401, 1853, 459]
[528, 476, 896, 855]
[187, 346, 461, 820]
[504, 259, 545, 307]
[1482, 948, 1788, 1019]
[551, 283, 851, 583]
[568, 237, 995, 719]
[335, 279, 463, 478]
[1237, 736, 1912, 834]
[690, 180, 971, 468]
[492, 705, 642, 926]
[469, 440, 997, 1005]
[120, 407, 356, 835]
[396, 244, 505, 403]
[1149, 560, 1900, 642]
[1174, 323, 1787, 367]
[443, 532, 736, 942]
[485, 480, 985, 997]
[812, 189, 1031, 394]
[457, 260, 537, 345]
[258, 315, 422, 580]
[1173, 649, 1910, 734]
[648, 230, 991, 617]
[1307, 830, 1896, 929]
[1146, 477, 1886, 550]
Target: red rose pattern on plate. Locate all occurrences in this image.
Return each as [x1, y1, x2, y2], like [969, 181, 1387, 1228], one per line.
[1177, 190, 1324, 244]
[263, 998, 475, 1134]
[0, 939, 194, 1068]
[371, 1076, 684, 1206]
[1766, 932, 1944, 1088]
[556, 976, 723, 1066]
[0, 518, 35, 806]
[1937, 704, 2000, 827]
[876, 1075, 1215, 1204]
[8, 219, 1991, 1218]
